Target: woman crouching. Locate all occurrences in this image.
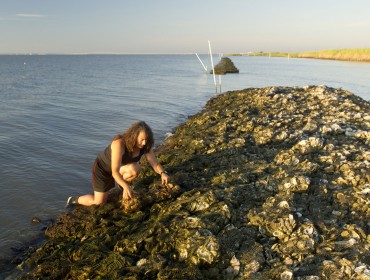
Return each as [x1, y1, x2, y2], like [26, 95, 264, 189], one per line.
[67, 121, 169, 206]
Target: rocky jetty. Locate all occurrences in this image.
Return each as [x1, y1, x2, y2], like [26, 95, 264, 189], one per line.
[210, 57, 239, 75]
[17, 85, 370, 279]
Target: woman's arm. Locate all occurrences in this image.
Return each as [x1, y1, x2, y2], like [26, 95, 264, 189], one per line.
[111, 139, 133, 199]
[145, 149, 169, 186]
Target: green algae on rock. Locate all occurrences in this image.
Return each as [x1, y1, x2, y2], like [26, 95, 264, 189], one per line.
[19, 86, 370, 279]
[210, 57, 239, 75]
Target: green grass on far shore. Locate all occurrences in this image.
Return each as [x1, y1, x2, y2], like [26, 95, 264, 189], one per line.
[295, 48, 370, 62]
[228, 52, 293, 58]
[228, 48, 370, 62]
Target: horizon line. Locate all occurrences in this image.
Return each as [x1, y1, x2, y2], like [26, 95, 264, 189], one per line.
[0, 52, 212, 56]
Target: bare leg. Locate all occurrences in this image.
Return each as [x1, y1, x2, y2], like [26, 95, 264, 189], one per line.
[119, 162, 141, 182]
[118, 163, 141, 199]
[77, 191, 109, 206]
[75, 163, 141, 206]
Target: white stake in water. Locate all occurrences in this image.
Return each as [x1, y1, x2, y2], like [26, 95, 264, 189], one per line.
[195, 53, 208, 72]
[208, 40, 217, 93]
[219, 74, 222, 93]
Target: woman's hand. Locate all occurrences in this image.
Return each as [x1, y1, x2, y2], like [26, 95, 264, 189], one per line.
[145, 149, 169, 186]
[161, 172, 169, 186]
[122, 185, 134, 200]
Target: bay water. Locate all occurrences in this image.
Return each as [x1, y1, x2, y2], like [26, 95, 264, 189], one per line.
[1, 54, 369, 269]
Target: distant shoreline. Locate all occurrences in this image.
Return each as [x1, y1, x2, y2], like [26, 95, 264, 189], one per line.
[2, 48, 370, 62]
[228, 48, 370, 63]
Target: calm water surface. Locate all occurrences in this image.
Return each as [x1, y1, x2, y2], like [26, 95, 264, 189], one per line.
[0, 54, 369, 275]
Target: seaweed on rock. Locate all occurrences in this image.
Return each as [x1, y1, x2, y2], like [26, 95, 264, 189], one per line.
[19, 85, 370, 279]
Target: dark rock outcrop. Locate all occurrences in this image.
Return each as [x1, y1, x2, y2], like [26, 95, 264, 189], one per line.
[18, 86, 370, 279]
[210, 57, 239, 75]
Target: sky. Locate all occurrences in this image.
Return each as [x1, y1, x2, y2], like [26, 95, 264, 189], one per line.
[1, 0, 370, 54]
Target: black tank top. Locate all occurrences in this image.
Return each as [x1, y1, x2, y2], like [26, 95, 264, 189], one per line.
[97, 143, 145, 173]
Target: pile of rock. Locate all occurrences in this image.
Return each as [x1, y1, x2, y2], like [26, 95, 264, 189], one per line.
[18, 86, 370, 279]
[210, 57, 239, 75]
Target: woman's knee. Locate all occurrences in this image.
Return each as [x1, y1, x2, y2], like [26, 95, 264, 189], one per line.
[131, 163, 141, 176]
[120, 163, 141, 179]
[94, 191, 109, 205]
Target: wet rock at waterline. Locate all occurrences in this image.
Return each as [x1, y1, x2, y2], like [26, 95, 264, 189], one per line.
[210, 57, 239, 75]
[19, 86, 370, 279]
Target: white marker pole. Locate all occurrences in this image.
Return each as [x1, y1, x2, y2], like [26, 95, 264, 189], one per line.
[219, 74, 222, 93]
[208, 40, 217, 93]
[195, 53, 208, 72]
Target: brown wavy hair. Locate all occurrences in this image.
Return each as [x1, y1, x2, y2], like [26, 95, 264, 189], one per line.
[114, 121, 154, 154]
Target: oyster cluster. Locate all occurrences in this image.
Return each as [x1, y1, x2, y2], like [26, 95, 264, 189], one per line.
[18, 86, 370, 279]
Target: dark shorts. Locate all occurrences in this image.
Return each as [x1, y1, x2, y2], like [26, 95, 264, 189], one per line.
[92, 158, 115, 193]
